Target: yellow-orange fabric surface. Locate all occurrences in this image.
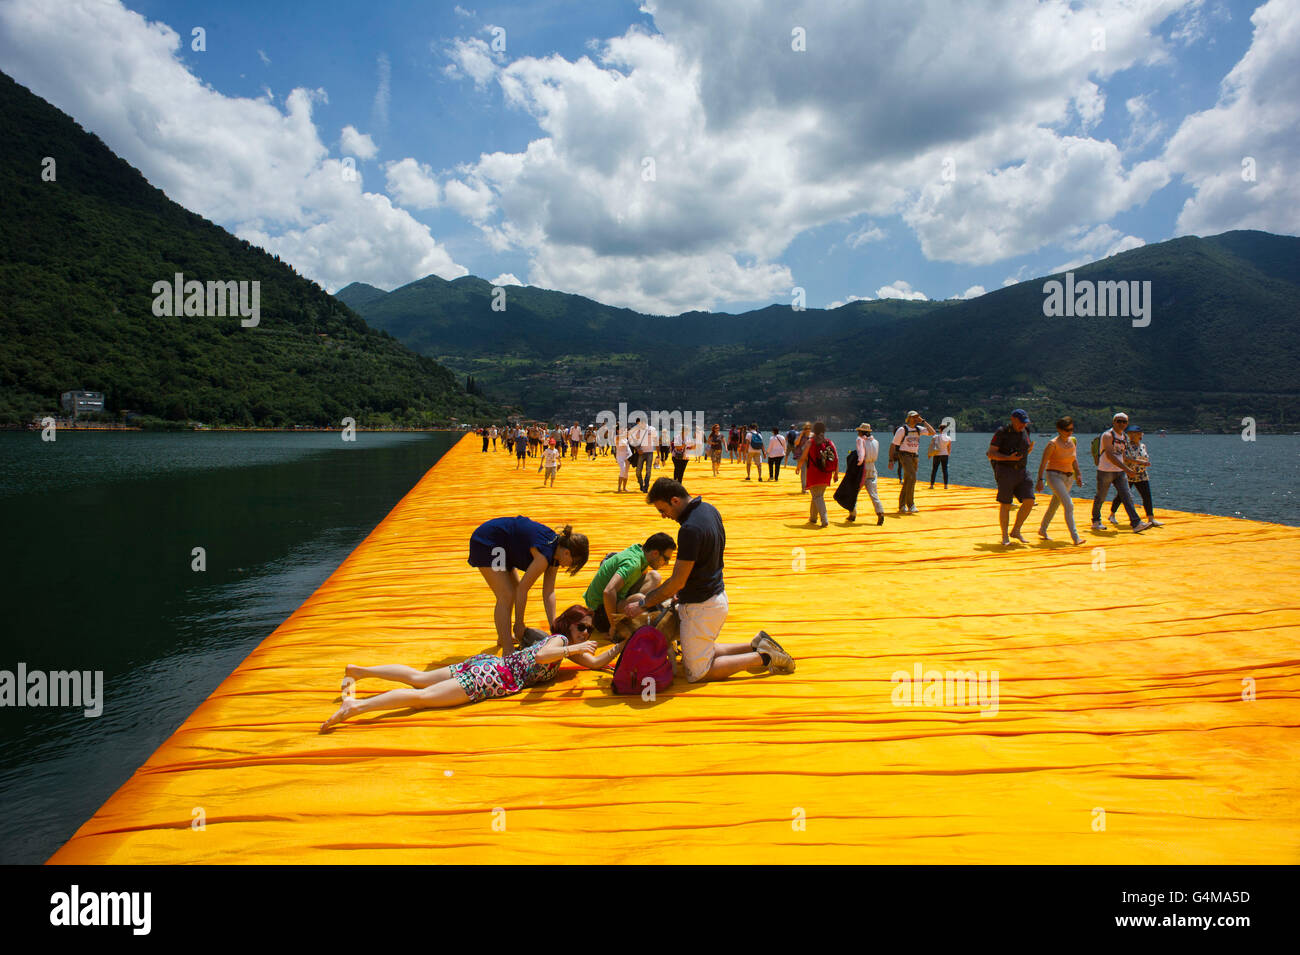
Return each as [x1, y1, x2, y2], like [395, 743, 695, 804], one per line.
[49, 434, 1300, 863]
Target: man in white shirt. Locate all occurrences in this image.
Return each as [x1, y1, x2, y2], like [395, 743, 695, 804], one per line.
[631, 418, 658, 492]
[888, 410, 937, 513]
[1090, 412, 1153, 533]
[856, 423, 885, 525]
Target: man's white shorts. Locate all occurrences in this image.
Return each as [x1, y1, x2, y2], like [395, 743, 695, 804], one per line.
[677, 591, 728, 682]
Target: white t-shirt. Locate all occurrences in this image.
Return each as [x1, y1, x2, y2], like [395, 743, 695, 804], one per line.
[766, 434, 787, 457]
[542, 448, 559, 467]
[615, 438, 630, 463]
[637, 426, 656, 452]
[930, 432, 953, 455]
[1097, 429, 1128, 472]
[570, 426, 581, 442]
[892, 424, 933, 454]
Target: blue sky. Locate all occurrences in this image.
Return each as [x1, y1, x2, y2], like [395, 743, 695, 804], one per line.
[1, 0, 1295, 315]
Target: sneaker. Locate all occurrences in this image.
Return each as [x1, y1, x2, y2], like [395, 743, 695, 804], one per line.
[877, 513, 885, 526]
[1148, 518, 1163, 527]
[751, 631, 795, 674]
[1091, 521, 1105, 532]
[847, 512, 856, 523]
[1134, 520, 1154, 533]
[908, 507, 918, 514]
[898, 507, 908, 515]
[1108, 513, 1121, 527]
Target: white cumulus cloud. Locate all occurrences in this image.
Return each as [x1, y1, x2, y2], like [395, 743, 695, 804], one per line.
[340, 125, 378, 160]
[876, 280, 928, 301]
[1163, 0, 1300, 236]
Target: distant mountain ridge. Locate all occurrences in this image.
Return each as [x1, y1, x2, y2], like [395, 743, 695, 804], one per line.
[340, 230, 1300, 431]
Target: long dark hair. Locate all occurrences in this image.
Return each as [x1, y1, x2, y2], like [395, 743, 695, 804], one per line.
[553, 524, 588, 575]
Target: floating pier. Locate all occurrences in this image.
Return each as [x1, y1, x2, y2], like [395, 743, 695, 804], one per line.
[49, 434, 1300, 862]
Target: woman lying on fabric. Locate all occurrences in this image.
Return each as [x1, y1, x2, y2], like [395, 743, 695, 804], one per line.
[320, 605, 622, 731]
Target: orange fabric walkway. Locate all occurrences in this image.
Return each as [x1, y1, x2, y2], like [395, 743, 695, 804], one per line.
[49, 433, 1300, 863]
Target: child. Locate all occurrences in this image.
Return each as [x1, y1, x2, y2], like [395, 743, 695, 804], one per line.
[542, 441, 560, 486]
[615, 428, 631, 492]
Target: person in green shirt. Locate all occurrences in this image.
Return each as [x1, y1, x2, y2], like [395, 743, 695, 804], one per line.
[583, 532, 677, 636]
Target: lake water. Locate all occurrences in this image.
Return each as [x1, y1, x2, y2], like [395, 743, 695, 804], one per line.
[0, 430, 458, 864]
[0, 429, 1295, 864]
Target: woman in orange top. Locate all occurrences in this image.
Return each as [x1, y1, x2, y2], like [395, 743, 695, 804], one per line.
[1035, 416, 1086, 545]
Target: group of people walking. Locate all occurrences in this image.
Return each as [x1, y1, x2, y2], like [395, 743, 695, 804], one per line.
[478, 407, 1161, 545]
[987, 409, 1162, 545]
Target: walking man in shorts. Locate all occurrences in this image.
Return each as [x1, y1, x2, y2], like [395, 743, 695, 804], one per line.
[624, 478, 794, 682]
[987, 409, 1037, 545]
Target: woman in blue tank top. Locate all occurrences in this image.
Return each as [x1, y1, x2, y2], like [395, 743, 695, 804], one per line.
[468, 516, 589, 651]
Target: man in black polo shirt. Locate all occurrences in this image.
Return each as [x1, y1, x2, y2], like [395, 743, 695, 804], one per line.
[987, 409, 1036, 545]
[623, 477, 794, 682]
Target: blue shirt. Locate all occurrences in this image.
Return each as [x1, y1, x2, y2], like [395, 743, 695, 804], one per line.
[674, 497, 725, 603]
[470, 516, 557, 571]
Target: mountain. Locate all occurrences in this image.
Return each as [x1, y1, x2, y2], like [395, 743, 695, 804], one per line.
[339, 271, 952, 356]
[344, 231, 1300, 431]
[334, 281, 389, 312]
[0, 72, 501, 428]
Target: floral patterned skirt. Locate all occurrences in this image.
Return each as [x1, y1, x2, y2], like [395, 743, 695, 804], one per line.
[450, 654, 520, 703]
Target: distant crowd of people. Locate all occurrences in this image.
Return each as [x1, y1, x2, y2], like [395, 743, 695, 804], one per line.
[472, 411, 1162, 544]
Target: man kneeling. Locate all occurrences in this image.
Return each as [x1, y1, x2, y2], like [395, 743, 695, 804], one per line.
[624, 477, 795, 682]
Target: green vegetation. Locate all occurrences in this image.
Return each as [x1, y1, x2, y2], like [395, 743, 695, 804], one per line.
[342, 231, 1300, 432]
[0, 72, 504, 428]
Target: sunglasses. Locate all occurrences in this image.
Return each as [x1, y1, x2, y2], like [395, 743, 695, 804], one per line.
[573, 623, 593, 633]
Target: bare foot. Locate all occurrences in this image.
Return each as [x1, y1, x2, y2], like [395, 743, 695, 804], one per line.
[1009, 531, 1029, 543]
[321, 699, 359, 731]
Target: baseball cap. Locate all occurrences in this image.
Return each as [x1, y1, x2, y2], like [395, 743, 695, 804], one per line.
[906, 410, 921, 418]
[1125, 424, 1143, 433]
[1011, 409, 1030, 424]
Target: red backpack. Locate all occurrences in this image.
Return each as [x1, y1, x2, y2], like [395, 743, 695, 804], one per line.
[812, 437, 838, 472]
[611, 625, 674, 696]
